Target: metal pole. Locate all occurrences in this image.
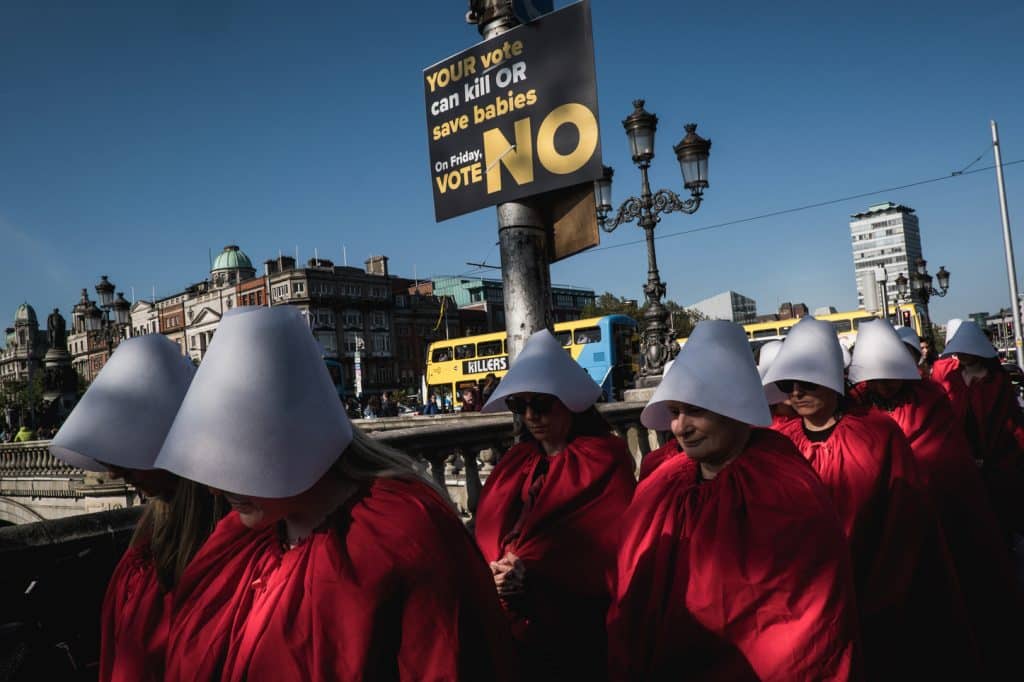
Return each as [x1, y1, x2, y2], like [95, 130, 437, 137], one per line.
[477, 2, 552, 363]
[992, 120, 1024, 366]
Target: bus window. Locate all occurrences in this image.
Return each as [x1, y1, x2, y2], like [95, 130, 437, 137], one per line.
[831, 320, 853, 334]
[554, 331, 572, 347]
[574, 327, 602, 344]
[455, 343, 475, 359]
[431, 347, 452, 362]
[752, 329, 780, 339]
[478, 340, 502, 357]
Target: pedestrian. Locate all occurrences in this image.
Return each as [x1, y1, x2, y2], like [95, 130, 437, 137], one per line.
[931, 319, 1024, 539]
[442, 392, 453, 413]
[155, 306, 514, 681]
[849, 319, 1021, 676]
[13, 424, 35, 442]
[764, 317, 977, 678]
[422, 392, 440, 415]
[481, 373, 499, 403]
[49, 335, 226, 682]
[474, 329, 635, 682]
[363, 395, 382, 419]
[609, 321, 861, 680]
[460, 385, 482, 412]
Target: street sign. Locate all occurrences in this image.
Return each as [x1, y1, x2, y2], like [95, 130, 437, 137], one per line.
[424, 0, 602, 222]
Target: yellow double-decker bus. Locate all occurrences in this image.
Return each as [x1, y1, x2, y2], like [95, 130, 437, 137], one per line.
[426, 315, 639, 408]
[678, 302, 926, 350]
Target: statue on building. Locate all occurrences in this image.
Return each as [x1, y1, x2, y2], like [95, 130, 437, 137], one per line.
[47, 308, 67, 351]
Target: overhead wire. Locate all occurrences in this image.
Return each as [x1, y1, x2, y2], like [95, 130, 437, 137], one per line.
[583, 158, 1024, 256]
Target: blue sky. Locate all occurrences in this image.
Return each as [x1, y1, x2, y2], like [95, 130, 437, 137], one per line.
[2, 0, 1023, 331]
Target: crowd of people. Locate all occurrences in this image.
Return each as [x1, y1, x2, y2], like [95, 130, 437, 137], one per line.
[46, 305, 1023, 681]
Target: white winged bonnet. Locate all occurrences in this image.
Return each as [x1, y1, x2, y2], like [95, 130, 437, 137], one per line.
[942, 320, 997, 359]
[481, 328, 602, 413]
[51, 334, 195, 472]
[757, 340, 787, 405]
[642, 320, 771, 430]
[155, 305, 353, 498]
[848, 319, 921, 384]
[762, 317, 845, 394]
[896, 326, 922, 356]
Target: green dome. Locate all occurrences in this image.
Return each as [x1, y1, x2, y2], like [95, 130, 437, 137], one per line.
[212, 245, 253, 272]
[15, 303, 37, 324]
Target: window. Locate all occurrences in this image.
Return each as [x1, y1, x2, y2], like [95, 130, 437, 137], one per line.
[554, 331, 572, 346]
[372, 333, 391, 353]
[316, 331, 338, 354]
[478, 340, 502, 357]
[432, 347, 452, 362]
[294, 282, 305, 294]
[831, 320, 853, 334]
[555, 294, 574, 307]
[343, 310, 362, 328]
[370, 286, 388, 298]
[370, 311, 388, 329]
[574, 327, 601, 344]
[455, 343, 475, 359]
[344, 333, 360, 353]
[752, 329, 780, 339]
[377, 366, 394, 383]
[395, 295, 407, 308]
[343, 284, 362, 297]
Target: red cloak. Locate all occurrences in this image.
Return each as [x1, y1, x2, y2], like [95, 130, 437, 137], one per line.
[774, 408, 978, 678]
[931, 355, 1024, 533]
[638, 440, 680, 482]
[99, 545, 169, 682]
[165, 477, 514, 682]
[474, 434, 636, 681]
[607, 428, 862, 681]
[850, 380, 1021, 676]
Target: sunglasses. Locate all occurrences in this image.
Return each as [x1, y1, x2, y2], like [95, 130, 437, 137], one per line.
[505, 394, 557, 415]
[775, 379, 824, 394]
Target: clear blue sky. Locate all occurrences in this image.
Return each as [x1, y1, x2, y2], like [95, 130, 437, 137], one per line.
[2, 0, 1023, 331]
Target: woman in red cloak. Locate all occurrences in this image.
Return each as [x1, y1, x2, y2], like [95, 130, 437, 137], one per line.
[473, 328, 636, 681]
[154, 306, 514, 681]
[609, 321, 861, 681]
[848, 319, 1020, 676]
[49, 335, 223, 682]
[764, 317, 978, 678]
[931, 319, 1024, 537]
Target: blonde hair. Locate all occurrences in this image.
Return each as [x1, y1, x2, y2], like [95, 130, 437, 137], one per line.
[130, 479, 228, 591]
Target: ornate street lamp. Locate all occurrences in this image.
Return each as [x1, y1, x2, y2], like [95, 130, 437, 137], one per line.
[95, 275, 115, 308]
[895, 272, 910, 300]
[595, 99, 711, 387]
[899, 259, 951, 340]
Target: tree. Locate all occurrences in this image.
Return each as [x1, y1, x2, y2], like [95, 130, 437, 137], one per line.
[581, 292, 640, 319]
[582, 291, 706, 337]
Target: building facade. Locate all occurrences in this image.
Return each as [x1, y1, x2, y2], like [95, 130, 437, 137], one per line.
[0, 304, 48, 386]
[850, 202, 923, 308]
[431, 276, 595, 331]
[687, 291, 757, 324]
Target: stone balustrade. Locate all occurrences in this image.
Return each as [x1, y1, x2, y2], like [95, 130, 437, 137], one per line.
[0, 402, 662, 522]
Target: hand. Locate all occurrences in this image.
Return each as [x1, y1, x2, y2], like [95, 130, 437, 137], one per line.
[489, 552, 526, 597]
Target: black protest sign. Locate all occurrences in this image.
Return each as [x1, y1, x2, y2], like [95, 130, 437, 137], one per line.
[424, 1, 602, 222]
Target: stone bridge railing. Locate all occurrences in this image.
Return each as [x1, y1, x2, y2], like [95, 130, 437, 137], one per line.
[0, 402, 661, 522]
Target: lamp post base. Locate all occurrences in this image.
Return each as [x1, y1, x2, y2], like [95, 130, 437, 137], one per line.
[624, 385, 659, 402]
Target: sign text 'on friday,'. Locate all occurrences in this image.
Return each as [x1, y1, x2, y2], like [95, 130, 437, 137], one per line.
[423, 1, 602, 222]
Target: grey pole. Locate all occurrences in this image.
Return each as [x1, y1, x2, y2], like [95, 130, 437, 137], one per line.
[475, 1, 553, 363]
[991, 120, 1024, 366]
